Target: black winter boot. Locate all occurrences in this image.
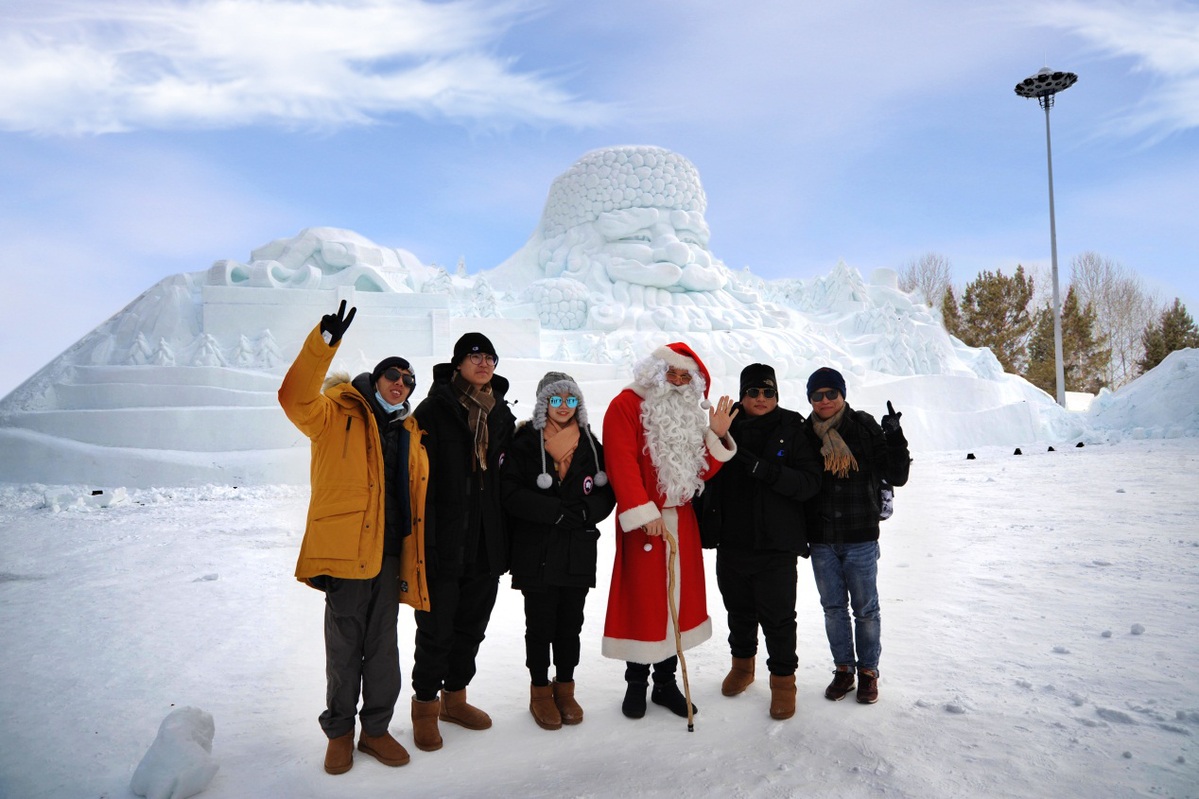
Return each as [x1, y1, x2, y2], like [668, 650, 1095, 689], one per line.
[622, 663, 649, 719]
[651, 658, 698, 718]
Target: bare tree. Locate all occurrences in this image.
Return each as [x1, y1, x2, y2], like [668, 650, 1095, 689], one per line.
[1070, 252, 1160, 389]
[898, 252, 953, 311]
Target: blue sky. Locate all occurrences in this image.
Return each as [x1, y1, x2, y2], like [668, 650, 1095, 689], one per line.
[2, 0, 1196, 399]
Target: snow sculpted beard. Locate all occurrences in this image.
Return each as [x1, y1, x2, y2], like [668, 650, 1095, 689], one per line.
[640, 379, 709, 506]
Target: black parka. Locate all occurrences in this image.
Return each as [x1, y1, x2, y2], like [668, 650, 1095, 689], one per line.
[413, 362, 516, 579]
[801, 404, 911, 545]
[501, 421, 616, 590]
[698, 406, 822, 556]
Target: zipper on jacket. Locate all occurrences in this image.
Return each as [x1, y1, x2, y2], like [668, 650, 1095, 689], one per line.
[343, 417, 352, 458]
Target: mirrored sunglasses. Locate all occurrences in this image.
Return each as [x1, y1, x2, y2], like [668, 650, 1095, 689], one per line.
[382, 367, 416, 388]
[809, 389, 841, 402]
[468, 352, 497, 366]
[548, 395, 580, 408]
[745, 387, 776, 399]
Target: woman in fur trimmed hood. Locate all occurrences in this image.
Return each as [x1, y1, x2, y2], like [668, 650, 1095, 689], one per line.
[500, 371, 615, 731]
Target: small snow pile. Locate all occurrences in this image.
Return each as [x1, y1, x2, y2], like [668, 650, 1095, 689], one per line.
[130, 707, 218, 799]
[43, 486, 128, 512]
[1088, 348, 1199, 440]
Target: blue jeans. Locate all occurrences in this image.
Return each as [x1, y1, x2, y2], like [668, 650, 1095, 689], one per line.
[810, 542, 880, 673]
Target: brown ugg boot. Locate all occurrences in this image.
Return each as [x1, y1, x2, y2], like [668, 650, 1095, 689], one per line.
[358, 730, 411, 767]
[324, 730, 354, 775]
[411, 697, 443, 752]
[440, 688, 493, 730]
[721, 656, 756, 696]
[552, 680, 584, 725]
[530, 683, 563, 730]
[768, 673, 797, 720]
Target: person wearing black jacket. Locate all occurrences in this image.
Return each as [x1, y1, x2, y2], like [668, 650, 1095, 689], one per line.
[409, 332, 516, 752]
[501, 372, 616, 730]
[802, 366, 910, 706]
[698, 363, 822, 721]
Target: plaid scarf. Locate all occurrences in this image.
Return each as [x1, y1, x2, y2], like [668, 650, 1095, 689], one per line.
[811, 405, 859, 479]
[453, 371, 496, 471]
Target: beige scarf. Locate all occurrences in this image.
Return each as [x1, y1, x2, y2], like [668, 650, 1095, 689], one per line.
[454, 371, 496, 471]
[811, 405, 859, 479]
[542, 418, 580, 480]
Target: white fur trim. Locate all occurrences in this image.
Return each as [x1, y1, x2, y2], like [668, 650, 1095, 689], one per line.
[652, 345, 698, 373]
[705, 429, 736, 463]
[618, 502, 660, 532]
[602, 618, 713, 663]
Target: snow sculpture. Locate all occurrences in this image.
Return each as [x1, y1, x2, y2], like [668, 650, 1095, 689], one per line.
[206, 227, 422, 293]
[496, 145, 784, 332]
[130, 706, 218, 799]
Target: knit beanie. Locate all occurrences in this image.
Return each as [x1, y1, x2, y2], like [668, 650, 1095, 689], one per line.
[452, 332, 498, 366]
[371, 356, 412, 386]
[739, 363, 777, 398]
[532, 370, 607, 490]
[806, 366, 847, 400]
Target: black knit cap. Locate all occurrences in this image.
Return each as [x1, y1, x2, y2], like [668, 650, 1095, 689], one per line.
[371, 356, 411, 385]
[452, 332, 498, 366]
[806, 366, 847, 400]
[739, 363, 778, 398]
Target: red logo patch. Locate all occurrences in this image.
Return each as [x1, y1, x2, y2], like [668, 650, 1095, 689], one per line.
[583, 476, 594, 495]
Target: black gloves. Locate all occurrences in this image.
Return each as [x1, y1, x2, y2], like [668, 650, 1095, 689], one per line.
[320, 300, 357, 346]
[881, 400, 903, 436]
[734, 448, 780, 484]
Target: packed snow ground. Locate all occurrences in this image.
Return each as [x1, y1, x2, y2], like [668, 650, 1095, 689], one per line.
[1, 435, 1197, 799]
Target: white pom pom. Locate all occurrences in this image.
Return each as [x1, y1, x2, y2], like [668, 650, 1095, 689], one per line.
[643, 542, 653, 552]
[594, 470, 608, 487]
[700, 399, 712, 410]
[536, 473, 553, 489]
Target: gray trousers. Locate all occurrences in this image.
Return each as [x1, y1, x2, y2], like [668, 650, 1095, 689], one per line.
[318, 555, 401, 739]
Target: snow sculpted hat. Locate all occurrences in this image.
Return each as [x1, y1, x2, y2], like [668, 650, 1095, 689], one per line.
[533, 370, 607, 490]
[652, 341, 712, 409]
[452, 332, 497, 366]
[806, 366, 847, 400]
[739, 363, 777, 398]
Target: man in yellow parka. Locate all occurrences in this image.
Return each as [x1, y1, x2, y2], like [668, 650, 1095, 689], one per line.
[279, 300, 430, 776]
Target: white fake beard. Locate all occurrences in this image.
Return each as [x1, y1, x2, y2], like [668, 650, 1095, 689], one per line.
[640, 380, 709, 506]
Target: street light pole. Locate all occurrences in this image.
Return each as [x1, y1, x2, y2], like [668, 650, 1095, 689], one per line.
[1015, 67, 1077, 407]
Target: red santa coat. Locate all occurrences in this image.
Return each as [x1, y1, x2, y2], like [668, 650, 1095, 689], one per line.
[601, 386, 735, 663]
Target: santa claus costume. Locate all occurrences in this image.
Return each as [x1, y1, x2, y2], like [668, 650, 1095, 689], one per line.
[601, 342, 736, 716]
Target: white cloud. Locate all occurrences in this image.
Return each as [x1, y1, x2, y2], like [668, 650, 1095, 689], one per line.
[1031, 0, 1199, 139]
[0, 0, 611, 135]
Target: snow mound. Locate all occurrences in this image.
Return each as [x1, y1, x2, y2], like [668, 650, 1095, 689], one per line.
[1087, 348, 1199, 440]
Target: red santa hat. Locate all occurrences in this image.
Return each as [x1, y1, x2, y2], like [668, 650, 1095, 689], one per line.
[652, 342, 712, 408]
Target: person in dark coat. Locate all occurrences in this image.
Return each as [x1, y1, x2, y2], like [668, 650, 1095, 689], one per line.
[697, 363, 823, 721]
[408, 332, 516, 752]
[501, 372, 616, 730]
[801, 366, 910, 705]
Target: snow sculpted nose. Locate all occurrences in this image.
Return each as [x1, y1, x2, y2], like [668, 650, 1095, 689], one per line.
[655, 240, 691, 266]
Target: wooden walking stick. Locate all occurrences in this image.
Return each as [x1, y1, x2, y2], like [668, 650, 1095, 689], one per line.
[663, 528, 695, 732]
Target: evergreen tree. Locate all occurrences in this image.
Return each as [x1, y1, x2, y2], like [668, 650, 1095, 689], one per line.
[940, 285, 963, 339]
[955, 265, 1035, 373]
[1137, 298, 1199, 374]
[1024, 286, 1110, 394]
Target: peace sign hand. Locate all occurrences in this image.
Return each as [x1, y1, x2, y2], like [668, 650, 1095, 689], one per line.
[320, 300, 357, 346]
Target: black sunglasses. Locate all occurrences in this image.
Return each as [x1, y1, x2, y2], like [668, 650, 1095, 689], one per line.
[809, 389, 840, 402]
[382, 367, 417, 388]
[744, 387, 776, 399]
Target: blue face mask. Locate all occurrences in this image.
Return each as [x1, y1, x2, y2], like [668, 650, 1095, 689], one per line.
[375, 391, 410, 417]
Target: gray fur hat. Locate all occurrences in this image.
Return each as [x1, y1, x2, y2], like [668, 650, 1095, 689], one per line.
[533, 371, 607, 490]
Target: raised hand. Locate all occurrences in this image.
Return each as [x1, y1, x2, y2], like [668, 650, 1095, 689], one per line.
[320, 300, 357, 346]
[707, 394, 739, 438]
[881, 400, 903, 435]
